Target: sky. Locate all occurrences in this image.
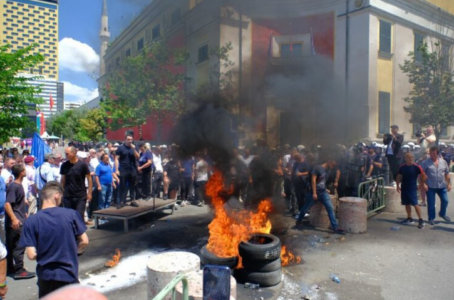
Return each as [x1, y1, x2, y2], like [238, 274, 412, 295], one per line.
[58, 0, 152, 103]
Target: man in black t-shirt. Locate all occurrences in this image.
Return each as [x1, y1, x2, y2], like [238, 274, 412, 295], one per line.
[61, 147, 92, 221]
[5, 164, 36, 279]
[295, 156, 345, 234]
[19, 181, 89, 298]
[115, 134, 140, 208]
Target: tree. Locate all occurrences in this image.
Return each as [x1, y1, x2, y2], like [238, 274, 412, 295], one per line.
[102, 40, 188, 141]
[400, 42, 454, 143]
[47, 109, 89, 141]
[79, 108, 107, 142]
[0, 44, 44, 142]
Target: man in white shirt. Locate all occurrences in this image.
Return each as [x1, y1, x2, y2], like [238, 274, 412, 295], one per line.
[194, 153, 209, 207]
[152, 147, 164, 199]
[51, 153, 63, 183]
[34, 153, 56, 208]
[0, 157, 15, 185]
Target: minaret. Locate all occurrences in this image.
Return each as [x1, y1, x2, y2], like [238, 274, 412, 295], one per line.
[99, 0, 110, 77]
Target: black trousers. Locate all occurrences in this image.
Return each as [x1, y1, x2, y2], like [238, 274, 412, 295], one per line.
[152, 173, 164, 197]
[119, 170, 137, 203]
[387, 155, 400, 181]
[87, 187, 99, 219]
[293, 182, 307, 211]
[194, 181, 207, 203]
[6, 225, 24, 273]
[141, 171, 152, 198]
[38, 278, 76, 298]
[181, 177, 193, 200]
[63, 197, 87, 221]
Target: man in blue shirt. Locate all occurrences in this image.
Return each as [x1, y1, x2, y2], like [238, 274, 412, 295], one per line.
[19, 181, 89, 298]
[420, 146, 452, 225]
[396, 152, 426, 229]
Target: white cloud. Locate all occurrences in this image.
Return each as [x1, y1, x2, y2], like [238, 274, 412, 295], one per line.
[59, 38, 100, 74]
[63, 81, 99, 104]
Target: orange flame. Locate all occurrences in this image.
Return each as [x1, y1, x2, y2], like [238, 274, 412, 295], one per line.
[206, 171, 301, 268]
[280, 245, 302, 266]
[206, 171, 272, 268]
[105, 249, 121, 268]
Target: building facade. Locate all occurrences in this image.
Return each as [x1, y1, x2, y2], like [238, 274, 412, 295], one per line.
[101, 0, 454, 145]
[27, 76, 64, 118]
[0, 0, 59, 79]
[64, 102, 81, 111]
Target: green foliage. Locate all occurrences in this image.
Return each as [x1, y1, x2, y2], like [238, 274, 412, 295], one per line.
[80, 108, 107, 142]
[47, 108, 107, 142]
[0, 44, 45, 143]
[400, 43, 454, 141]
[196, 42, 237, 108]
[102, 40, 188, 140]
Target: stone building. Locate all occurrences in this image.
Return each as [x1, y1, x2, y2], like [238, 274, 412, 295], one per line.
[100, 0, 454, 145]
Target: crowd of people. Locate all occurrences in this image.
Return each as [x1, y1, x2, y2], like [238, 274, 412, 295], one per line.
[0, 123, 452, 298]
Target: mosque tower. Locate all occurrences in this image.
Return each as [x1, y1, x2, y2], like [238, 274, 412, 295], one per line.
[99, 0, 110, 77]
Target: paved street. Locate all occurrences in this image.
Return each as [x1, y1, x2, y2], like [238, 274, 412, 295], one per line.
[7, 191, 454, 300]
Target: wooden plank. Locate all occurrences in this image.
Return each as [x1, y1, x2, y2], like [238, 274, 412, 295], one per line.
[92, 199, 176, 218]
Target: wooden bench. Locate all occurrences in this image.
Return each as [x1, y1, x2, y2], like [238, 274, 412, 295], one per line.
[92, 198, 177, 232]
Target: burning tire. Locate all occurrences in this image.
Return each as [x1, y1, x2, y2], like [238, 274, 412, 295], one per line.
[242, 257, 281, 273]
[200, 245, 238, 268]
[239, 233, 281, 261]
[236, 268, 282, 287]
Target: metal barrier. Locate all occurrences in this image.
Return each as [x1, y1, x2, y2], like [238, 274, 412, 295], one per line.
[358, 177, 386, 216]
[152, 274, 189, 300]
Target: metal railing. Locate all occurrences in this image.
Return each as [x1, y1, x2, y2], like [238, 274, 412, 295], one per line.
[358, 176, 386, 216]
[152, 274, 189, 300]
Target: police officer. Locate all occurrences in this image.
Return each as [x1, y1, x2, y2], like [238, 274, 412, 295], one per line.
[345, 143, 373, 197]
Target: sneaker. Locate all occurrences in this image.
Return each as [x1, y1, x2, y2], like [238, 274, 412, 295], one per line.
[197, 201, 204, 207]
[85, 220, 94, 226]
[428, 219, 435, 225]
[14, 270, 36, 280]
[401, 218, 415, 225]
[145, 196, 152, 201]
[419, 203, 427, 207]
[418, 219, 425, 229]
[130, 201, 139, 207]
[116, 203, 122, 209]
[163, 195, 168, 200]
[439, 214, 451, 222]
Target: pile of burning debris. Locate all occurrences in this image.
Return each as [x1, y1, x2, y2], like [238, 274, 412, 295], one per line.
[200, 171, 301, 287]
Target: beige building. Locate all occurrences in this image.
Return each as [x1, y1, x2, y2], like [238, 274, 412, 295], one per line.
[101, 0, 454, 145]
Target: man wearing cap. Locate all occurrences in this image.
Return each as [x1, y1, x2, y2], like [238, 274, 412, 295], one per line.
[385, 125, 404, 184]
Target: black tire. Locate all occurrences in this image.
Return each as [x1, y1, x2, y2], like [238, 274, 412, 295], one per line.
[236, 268, 282, 287]
[200, 245, 238, 268]
[242, 257, 281, 272]
[239, 233, 281, 262]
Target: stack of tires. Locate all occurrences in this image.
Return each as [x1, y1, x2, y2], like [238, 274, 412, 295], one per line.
[237, 233, 282, 287]
[200, 245, 238, 273]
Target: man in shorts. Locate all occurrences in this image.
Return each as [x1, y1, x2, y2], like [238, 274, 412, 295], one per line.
[396, 152, 426, 229]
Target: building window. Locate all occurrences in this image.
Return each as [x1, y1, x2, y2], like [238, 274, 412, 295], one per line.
[198, 44, 209, 63]
[152, 25, 160, 40]
[126, 48, 131, 57]
[378, 91, 391, 134]
[137, 38, 144, 51]
[441, 43, 451, 71]
[280, 43, 303, 57]
[379, 20, 392, 54]
[414, 32, 424, 62]
[171, 9, 181, 25]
